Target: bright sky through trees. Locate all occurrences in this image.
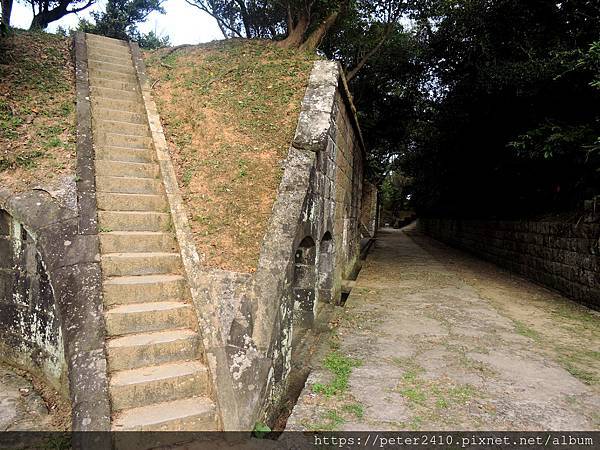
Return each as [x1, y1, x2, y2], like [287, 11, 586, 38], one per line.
[11, 0, 223, 44]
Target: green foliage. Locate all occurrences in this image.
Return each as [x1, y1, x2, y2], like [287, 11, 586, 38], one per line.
[312, 351, 362, 397]
[576, 41, 600, 90]
[391, 0, 600, 217]
[251, 421, 271, 438]
[381, 170, 412, 215]
[0, 150, 44, 171]
[508, 122, 599, 162]
[342, 402, 364, 418]
[77, 0, 169, 48]
[137, 29, 170, 49]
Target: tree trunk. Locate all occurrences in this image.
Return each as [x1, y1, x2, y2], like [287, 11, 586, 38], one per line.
[277, 12, 310, 48]
[29, 0, 94, 29]
[299, 9, 339, 51]
[346, 24, 394, 81]
[30, 5, 67, 30]
[1, 0, 13, 27]
[233, 0, 252, 37]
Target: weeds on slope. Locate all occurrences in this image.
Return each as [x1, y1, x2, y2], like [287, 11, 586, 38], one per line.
[144, 40, 316, 272]
[0, 30, 75, 191]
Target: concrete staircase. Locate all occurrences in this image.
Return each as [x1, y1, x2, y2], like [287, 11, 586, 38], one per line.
[86, 33, 218, 432]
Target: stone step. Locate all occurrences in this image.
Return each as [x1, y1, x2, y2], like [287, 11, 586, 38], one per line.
[106, 301, 196, 336]
[93, 108, 147, 125]
[96, 175, 163, 195]
[96, 160, 158, 179]
[92, 97, 145, 114]
[110, 361, 208, 412]
[103, 274, 188, 306]
[107, 329, 199, 371]
[90, 77, 138, 91]
[91, 85, 140, 101]
[97, 192, 167, 212]
[89, 67, 138, 83]
[98, 211, 171, 232]
[100, 231, 176, 253]
[96, 132, 152, 149]
[112, 396, 216, 432]
[87, 45, 131, 59]
[96, 146, 155, 164]
[86, 33, 130, 47]
[88, 59, 136, 75]
[102, 252, 182, 277]
[87, 52, 132, 67]
[96, 119, 147, 135]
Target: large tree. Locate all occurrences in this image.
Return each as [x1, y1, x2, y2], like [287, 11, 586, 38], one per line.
[185, 0, 405, 55]
[23, 0, 96, 29]
[183, 0, 407, 86]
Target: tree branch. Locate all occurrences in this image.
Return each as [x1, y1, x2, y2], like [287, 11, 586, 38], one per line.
[184, 0, 242, 38]
[66, 0, 95, 15]
[346, 7, 400, 82]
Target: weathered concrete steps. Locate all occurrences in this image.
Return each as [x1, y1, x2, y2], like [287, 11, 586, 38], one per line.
[85, 33, 217, 432]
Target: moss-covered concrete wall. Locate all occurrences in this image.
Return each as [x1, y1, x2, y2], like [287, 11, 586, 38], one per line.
[0, 209, 67, 394]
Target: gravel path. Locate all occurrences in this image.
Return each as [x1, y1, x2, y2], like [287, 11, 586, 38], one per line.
[286, 226, 600, 431]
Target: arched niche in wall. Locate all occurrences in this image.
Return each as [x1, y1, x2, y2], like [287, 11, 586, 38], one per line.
[0, 208, 67, 393]
[293, 236, 316, 328]
[318, 231, 334, 304]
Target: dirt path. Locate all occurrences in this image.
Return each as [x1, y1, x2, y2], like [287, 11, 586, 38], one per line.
[286, 226, 600, 431]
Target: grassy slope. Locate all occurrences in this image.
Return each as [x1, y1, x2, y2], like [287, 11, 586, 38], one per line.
[0, 31, 76, 192]
[145, 40, 317, 272]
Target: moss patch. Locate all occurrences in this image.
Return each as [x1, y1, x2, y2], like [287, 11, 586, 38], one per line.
[0, 30, 76, 191]
[144, 40, 317, 272]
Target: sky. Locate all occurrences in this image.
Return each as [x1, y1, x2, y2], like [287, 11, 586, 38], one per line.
[11, 0, 224, 45]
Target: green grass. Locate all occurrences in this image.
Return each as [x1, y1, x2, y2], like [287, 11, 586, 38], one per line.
[561, 360, 598, 385]
[182, 167, 194, 186]
[342, 403, 364, 418]
[448, 385, 476, 402]
[302, 409, 345, 431]
[0, 30, 75, 184]
[513, 320, 541, 341]
[399, 386, 427, 405]
[144, 39, 316, 272]
[312, 351, 362, 398]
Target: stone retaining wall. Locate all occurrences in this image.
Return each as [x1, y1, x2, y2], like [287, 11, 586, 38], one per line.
[418, 218, 600, 309]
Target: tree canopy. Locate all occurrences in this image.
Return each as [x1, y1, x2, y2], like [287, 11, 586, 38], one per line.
[371, 0, 600, 219]
[184, 0, 406, 65]
[77, 0, 169, 48]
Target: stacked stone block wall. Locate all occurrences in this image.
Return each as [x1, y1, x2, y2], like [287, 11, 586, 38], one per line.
[419, 218, 600, 309]
[361, 181, 378, 236]
[331, 91, 364, 284]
